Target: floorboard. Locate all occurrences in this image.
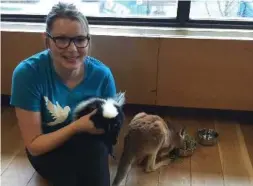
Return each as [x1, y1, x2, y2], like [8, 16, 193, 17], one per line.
[215, 119, 253, 186]
[1, 106, 253, 186]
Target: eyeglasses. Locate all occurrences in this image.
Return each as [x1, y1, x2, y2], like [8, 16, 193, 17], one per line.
[46, 32, 90, 49]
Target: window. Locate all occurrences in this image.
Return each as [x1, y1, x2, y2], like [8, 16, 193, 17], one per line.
[1, 0, 253, 29]
[99, 0, 178, 18]
[190, 0, 253, 21]
[0, 0, 178, 17]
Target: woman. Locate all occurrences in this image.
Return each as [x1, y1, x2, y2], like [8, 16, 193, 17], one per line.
[10, 2, 116, 186]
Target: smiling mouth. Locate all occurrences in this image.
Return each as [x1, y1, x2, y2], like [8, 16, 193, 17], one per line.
[63, 56, 79, 62]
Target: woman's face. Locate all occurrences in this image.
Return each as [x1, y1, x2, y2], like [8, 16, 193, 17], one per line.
[46, 18, 89, 71]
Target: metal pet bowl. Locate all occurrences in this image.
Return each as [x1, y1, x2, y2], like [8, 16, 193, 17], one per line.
[197, 128, 219, 146]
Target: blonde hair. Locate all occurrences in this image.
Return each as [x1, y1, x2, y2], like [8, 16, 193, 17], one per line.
[45, 2, 90, 34]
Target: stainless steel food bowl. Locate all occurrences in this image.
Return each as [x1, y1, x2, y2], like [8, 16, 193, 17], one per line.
[197, 128, 219, 146]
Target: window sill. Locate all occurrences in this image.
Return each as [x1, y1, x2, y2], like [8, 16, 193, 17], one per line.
[1, 21, 253, 41]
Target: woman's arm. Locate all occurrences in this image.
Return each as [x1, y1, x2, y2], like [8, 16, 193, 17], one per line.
[15, 107, 101, 156]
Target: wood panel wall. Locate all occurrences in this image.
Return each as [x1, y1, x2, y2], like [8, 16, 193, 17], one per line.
[157, 38, 253, 111]
[90, 36, 159, 105]
[1, 31, 253, 111]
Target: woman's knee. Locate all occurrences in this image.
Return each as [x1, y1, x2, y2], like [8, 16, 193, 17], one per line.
[73, 134, 111, 186]
[26, 148, 78, 185]
[72, 133, 109, 156]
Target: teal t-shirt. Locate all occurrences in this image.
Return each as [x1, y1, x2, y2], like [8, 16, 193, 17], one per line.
[10, 49, 116, 134]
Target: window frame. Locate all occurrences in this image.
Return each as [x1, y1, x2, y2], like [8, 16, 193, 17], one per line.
[1, 1, 253, 30]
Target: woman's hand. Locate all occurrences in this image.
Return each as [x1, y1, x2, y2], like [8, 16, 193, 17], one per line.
[73, 109, 105, 135]
[15, 108, 104, 157]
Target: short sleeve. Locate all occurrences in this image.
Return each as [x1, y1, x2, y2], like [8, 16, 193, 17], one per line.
[102, 68, 117, 98]
[10, 62, 41, 112]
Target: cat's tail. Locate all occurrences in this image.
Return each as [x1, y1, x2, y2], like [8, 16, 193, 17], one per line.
[112, 135, 135, 186]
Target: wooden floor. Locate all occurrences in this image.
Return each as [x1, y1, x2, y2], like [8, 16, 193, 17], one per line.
[1, 106, 253, 186]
